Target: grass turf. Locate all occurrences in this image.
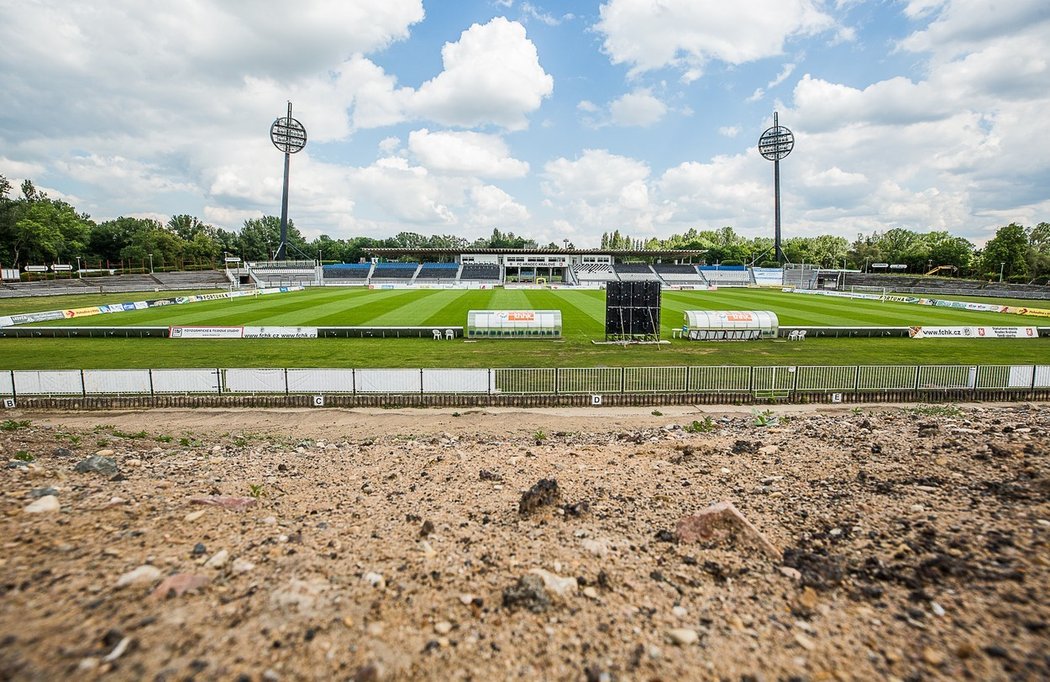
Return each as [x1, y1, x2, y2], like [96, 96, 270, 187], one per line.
[0, 287, 1046, 369]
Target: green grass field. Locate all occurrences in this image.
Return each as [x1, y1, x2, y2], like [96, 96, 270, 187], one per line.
[0, 287, 1046, 369]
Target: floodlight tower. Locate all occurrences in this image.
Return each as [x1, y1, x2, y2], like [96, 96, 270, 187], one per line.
[269, 102, 307, 261]
[758, 112, 794, 264]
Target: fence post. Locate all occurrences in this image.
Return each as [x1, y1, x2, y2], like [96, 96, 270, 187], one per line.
[853, 365, 860, 395]
[749, 366, 755, 394]
[216, 368, 223, 394]
[554, 368, 560, 394]
[284, 368, 290, 395]
[148, 369, 155, 397]
[420, 368, 424, 395]
[80, 369, 86, 396]
[914, 366, 921, 391]
[621, 367, 626, 394]
[685, 365, 692, 393]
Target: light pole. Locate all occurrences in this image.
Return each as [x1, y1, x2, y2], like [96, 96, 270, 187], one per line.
[76, 256, 82, 278]
[148, 253, 154, 274]
[270, 102, 308, 261]
[758, 112, 795, 264]
[999, 262, 1005, 283]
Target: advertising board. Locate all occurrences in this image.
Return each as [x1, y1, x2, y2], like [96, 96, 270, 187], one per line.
[169, 326, 245, 339]
[243, 327, 318, 339]
[908, 326, 1039, 339]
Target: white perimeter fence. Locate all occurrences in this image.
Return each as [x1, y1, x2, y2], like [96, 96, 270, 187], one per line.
[1, 365, 1049, 398]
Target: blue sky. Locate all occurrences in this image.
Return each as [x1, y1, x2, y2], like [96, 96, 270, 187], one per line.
[1, 0, 1048, 247]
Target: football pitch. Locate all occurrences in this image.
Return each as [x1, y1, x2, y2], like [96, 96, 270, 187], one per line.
[0, 287, 1046, 369]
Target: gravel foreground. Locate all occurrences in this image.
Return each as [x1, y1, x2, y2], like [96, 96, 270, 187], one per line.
[0, 404, 1047, 682]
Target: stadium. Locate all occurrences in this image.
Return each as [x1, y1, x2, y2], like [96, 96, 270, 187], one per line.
[0, 246, 1047, 407]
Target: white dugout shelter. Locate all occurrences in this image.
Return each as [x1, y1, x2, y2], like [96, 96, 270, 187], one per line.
[466, 310, 562, 338]
[682, 310, 779, 341]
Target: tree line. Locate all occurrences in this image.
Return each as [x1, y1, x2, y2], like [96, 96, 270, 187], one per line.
[1, 173, 1046, 281]
[603, 222, 1048, 281]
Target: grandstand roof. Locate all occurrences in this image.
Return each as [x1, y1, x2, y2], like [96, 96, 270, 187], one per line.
[364, 247, 706, 258]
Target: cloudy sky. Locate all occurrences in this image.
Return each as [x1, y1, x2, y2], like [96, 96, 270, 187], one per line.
[1, 0, 1048, 247]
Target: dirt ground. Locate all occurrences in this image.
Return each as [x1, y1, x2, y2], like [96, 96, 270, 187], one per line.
[0, 403, 1047, 681]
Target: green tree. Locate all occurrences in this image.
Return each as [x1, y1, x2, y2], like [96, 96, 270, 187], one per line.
[239, 216, 306, 261]
[981, 223, 1029, 280]
[1026, 222, 1050, 280]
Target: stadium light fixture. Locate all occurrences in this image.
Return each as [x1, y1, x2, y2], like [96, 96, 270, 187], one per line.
[270, 101, 307, 261]
[758, 112, 794, 264]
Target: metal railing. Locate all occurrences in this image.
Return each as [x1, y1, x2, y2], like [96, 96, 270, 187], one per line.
[2, 364, 1049, 399]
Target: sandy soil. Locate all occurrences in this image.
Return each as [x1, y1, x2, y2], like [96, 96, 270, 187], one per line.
[0, 403, 1047, 681]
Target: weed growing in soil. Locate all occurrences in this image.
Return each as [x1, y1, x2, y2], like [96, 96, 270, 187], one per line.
[685, 416, 716, 433]
[13, 451, 33, 462]
[909, 404, 963, 418]
[248, 484, 265, 499]
[1, 419, 31, 431]
[753, 409, 779, 427]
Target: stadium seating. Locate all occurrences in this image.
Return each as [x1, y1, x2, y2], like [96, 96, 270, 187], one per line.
[698, 266, 754, 287]
[416, 262, 460, 280]
[572, 263, 617, 283]
[248, 260, 318, 286]
[612, 263, 660, 281]
[459, 263, 501, 281]
[653, 263, 704, 284]
[152, 270, 229, 289]
[370, 262, 420, 280]
[841, 273, 1050, 300]
[323, 263, 372, 280]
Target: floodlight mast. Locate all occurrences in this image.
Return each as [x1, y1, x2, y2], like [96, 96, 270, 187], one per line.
[758, 112, 794, 264]
[270, 101, 307, 261]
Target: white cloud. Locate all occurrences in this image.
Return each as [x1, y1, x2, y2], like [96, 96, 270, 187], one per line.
[718, 126, 741, 138]
[468, 185, 530, 227]
[409, 17, 554, 130]
[609, 90, 668, 127]
[542, 150, 669, 232]
[520, 3, 575, 26]
[577, 100, 599, 113]
[408, 129, 529, 178]
[596, 0, 836, 76]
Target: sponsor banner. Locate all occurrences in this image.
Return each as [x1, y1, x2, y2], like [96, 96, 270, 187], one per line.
[63, 306, 103, 319]
[169, 326, 244, 339]
[909, 326, 1040, 339]
[1003, 306, 1050, 318]
[789, 288, 883, 301]
[51, 264, 73, 271]
[4, 310, 66, 326]
[243, 326, 318, 339]
[507, 312, 535, 322]
[0, 286, 299, 328]
[794, 288, 1050, 319]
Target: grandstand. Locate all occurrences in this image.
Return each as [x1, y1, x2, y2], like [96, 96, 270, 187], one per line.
[322, 263, 372, 281]
[698, 266, 754, 287]
[370, 262, 420, 282]
[572, 262, 617, 284]
[153, 270, 229, 289]
[841, 272, 1050, 300]
[416, 262, 460, 280]
[612, 263, 660, 281]
[653, 263, 704, 285]
[248, 260, 318, 287]
[459, 263, 501, 282]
